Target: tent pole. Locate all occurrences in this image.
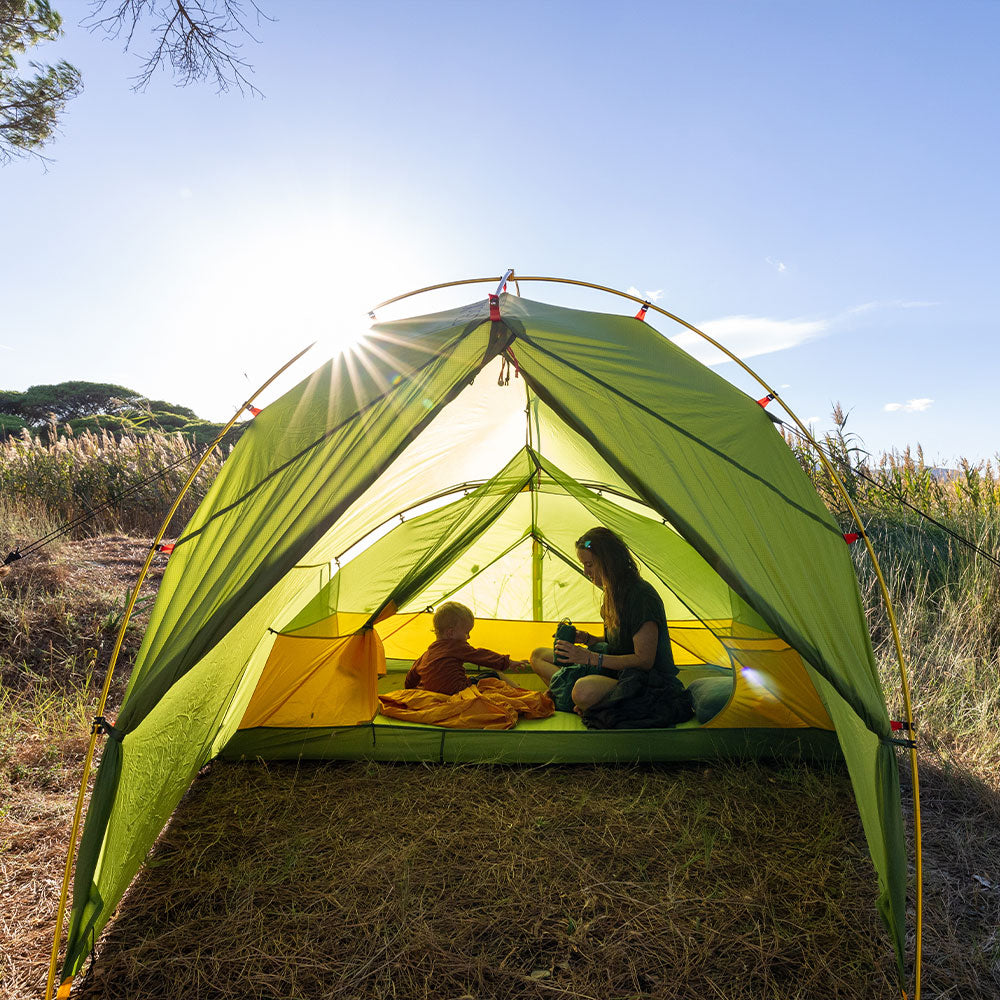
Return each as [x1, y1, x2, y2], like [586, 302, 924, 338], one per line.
[367, 273, 922, 999]
[531, 535, 543, 621]
[44, 343, 315, 1000]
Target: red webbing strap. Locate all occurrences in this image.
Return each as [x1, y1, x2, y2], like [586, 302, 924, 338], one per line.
[488, 294, 501, 322]
[634, 301, 649, 321]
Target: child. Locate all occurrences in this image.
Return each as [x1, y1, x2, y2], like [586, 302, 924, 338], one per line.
[404, 602, 530, 695]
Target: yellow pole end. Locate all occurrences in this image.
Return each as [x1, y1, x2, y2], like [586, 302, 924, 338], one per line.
[56, 977, 73, 999]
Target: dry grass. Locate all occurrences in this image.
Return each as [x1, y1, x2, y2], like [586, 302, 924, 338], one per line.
[902, 754, 1000, 997]
[71, 760, 896, 1000]
[1, 536, 167, 1000]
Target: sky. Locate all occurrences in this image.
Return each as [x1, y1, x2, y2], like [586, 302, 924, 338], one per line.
[3, 0, 998, 465]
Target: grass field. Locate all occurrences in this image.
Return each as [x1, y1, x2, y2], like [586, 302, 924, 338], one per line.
[2, 424, 999, 999]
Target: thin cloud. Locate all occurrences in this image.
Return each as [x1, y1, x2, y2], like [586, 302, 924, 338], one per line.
[673, 315, 829, 364]
[671, 298, 941, 367]
[884, 398, 933, 413]
[844, 300, 940, 318]
[765, 256, 787, 273]
[626, 286, 664, 302]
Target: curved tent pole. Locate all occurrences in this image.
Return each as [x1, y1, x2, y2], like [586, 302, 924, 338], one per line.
[368, 273, 922, 999]
[45, 343, 315, 1000]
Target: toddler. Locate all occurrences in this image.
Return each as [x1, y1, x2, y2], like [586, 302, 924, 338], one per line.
[404, 602, 529, 695]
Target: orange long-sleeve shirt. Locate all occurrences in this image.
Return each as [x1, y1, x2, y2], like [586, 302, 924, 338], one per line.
[403, 637, 512, 695]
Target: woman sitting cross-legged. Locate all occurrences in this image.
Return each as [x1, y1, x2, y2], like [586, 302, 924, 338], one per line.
[530, 526, 694, 728]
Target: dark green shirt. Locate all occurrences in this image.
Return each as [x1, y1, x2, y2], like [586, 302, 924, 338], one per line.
[605, 578, 677, 678]
[583, 576, 693, 730]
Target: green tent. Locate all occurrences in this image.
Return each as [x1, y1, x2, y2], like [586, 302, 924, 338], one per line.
[59, 290, 909, 989]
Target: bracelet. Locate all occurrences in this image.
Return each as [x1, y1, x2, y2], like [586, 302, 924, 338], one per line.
[598, 652, 604, 670]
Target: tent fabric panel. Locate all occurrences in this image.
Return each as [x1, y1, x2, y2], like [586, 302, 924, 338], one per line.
[803, 663, 907, 976]
[531, 392, 639, 499]
[282, 451, 535, 631]
[121, 319, 497, 732]
[63, 621, 275, 976]
[376, 613, 604, 663]
[707, 643, 833, 730]
[284, 365, 532, 586]
[64, 316, 499, 976]
[239, 629, 384, 729]
[666, 623, 733, 669]
[535, 455, 768, 630]
[506, 296, 886, 734]
[285, 610, 373, 641]
[220, 722, 843, 765]
[337, 613, 735, 671]
[704, 656, 833, 731]
[403, 534, 600, 623]
[393, 505, 537, 621]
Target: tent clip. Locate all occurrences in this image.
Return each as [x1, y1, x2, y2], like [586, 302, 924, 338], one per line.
[91, 715, 124, 742]
[890, 720, 914, 733]
[2, 548, 21, 566]
[634, 300, 650, 321]
[889, 737, 917, 749]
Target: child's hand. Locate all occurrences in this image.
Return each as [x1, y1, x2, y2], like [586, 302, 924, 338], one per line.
[513, 659, 531, 671]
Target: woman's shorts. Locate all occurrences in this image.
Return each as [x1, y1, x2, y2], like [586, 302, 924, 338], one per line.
[548, 644, 615, 712]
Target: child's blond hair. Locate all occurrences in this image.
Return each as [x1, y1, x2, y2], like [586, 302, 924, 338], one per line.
[432, 601, 475, 636]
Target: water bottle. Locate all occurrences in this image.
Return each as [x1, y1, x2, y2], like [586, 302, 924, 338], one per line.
[553, 618, 576, 665]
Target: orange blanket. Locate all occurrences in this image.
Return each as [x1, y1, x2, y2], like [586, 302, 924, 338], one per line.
[378, 678, 555, 730]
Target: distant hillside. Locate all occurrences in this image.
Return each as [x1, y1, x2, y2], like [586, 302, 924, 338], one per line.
[930, 467, 961, 483]
[0, 381, 226, 445]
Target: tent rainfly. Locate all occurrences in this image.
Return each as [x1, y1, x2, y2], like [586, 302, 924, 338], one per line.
[51, 279, 920, 997]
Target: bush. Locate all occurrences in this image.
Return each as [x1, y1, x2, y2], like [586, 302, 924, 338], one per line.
[66, 414, 142, 437]
[0, 413, 28, 438]
[178, 420, 230, 448]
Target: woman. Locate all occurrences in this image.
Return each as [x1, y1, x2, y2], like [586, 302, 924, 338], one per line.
[530, 527, 694, 728]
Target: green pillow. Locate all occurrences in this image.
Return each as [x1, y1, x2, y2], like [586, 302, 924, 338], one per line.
[686, 676, 734, 724]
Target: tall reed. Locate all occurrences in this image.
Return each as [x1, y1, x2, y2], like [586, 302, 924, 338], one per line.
[786, 408, 1000, 769]
[0, 421, 227, 544]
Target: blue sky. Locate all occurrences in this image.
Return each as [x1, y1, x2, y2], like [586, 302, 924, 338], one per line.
[3, 0, 998, 464]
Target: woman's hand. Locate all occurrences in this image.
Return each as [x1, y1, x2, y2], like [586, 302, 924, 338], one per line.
[574, 628, 595, 646]
[554, 640, 593, 667]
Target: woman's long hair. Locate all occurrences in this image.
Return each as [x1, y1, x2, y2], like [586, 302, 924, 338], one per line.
[575, 527, 641, 639]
